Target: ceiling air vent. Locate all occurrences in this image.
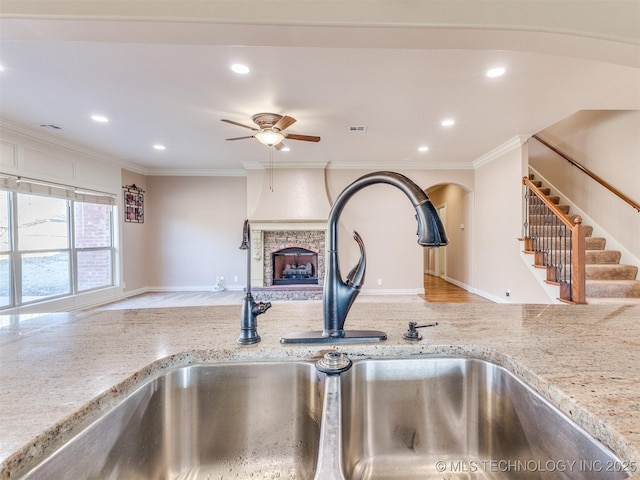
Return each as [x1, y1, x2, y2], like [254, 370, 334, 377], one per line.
[348, 125, 367, 133]
[39, 124, 62, 130]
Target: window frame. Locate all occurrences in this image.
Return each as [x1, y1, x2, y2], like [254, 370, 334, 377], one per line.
[0, 189, 116, 309]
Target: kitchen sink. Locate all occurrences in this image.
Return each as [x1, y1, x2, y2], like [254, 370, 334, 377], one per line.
[18, 361, 324, 480]
[15, 356, 630, 480]
[341, 357, 630, 480]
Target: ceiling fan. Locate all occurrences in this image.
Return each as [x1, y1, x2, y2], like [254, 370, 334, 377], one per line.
[221, 113, 320, 150]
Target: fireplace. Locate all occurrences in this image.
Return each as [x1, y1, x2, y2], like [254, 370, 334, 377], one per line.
[272, 246, 318, 285]
[255, 227, 326, 288]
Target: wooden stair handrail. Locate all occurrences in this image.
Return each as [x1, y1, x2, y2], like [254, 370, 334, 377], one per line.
[522, 175, 586, 304]
[532, 134, 640, 213]
[522, 177, 576, 228]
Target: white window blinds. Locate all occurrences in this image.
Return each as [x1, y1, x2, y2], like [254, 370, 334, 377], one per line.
[0, 175, 116, 205]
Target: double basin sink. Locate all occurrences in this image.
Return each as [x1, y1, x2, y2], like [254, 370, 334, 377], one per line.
[18, 356, 630, 479]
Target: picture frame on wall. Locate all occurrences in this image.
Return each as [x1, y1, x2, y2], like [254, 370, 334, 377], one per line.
[123, 184, 144, 223]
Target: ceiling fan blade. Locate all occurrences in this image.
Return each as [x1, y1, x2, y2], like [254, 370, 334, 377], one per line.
[273, 115, 296, 132]
[274, 142, 287, 151]
[225, 135, 255, 141]
[221, 119, 258, 131]
[284, 133, 321, 142]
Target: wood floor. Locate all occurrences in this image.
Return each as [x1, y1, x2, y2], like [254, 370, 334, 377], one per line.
[421, 274, 491, 303]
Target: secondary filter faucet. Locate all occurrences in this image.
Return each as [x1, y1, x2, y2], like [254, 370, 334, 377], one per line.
[238, 219, 271, 345]
[281, 171, 448, 344]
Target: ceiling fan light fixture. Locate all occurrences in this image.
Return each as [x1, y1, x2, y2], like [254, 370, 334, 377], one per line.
[255, 129, 284, 146]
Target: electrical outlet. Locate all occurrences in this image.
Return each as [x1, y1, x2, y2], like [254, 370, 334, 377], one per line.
[506, 289, 511, 297]
[377, 278, 383, 285]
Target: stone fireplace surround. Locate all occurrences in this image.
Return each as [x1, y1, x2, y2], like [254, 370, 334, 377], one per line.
[248, 221, 326, 301]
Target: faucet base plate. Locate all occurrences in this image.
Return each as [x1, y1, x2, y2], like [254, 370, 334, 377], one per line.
[280, 330, 387, 344]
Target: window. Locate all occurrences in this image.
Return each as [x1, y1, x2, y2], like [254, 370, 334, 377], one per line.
[0, 191, 10, 309]
[74, 202, 113, 292]
[18, 194, 71, 303]
[0, 180, 116, 309]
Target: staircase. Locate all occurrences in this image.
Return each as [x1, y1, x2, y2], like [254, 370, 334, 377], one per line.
[525, 175, 640, 304]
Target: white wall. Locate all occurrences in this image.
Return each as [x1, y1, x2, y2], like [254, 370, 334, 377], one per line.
[474, 140, 553, 303]
[246, 165, 331, 222]
[145, 175, 247, 291]
[0, 123, 121, 195]
[121, 169, 148, 294]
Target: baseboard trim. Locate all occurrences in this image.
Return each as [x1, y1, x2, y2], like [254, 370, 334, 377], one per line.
[442, 275, 473, 293]
[146, 285, 245, 293]
[360, 288, 424, 295]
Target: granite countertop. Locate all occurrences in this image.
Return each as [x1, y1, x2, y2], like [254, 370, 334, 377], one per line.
[1, 300, 639, 479]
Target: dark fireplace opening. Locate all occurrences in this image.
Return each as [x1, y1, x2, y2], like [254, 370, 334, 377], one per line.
[272, 247, 318, 286]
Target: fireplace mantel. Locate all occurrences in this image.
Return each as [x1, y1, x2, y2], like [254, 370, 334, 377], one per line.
[249, 220, 327, 231]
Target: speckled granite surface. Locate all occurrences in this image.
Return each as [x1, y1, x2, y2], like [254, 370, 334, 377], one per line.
[1, 301, 639, 478]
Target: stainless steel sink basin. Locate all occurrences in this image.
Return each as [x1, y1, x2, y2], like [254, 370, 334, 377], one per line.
[340, 357, 629, 480]
[16, 356, 630, 480]
[19, 361, 324, 480]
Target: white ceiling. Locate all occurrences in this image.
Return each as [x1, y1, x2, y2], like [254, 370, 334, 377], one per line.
[1, 2, 639, 174]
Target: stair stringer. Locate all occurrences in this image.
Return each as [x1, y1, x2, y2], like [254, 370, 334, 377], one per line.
[518, 250, 564, 304]
[528, 166, 640, 273]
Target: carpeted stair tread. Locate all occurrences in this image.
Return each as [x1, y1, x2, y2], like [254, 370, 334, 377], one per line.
[528, 214, 560, 225]
[586, 280, 640, 298]
[586, 237, 606, 250]
[585, 264, 638, 280]
[531, 225, 593, 236]
[529, 204, 570, 214]
[585, 250, 622, 264]
[533, 236, 603, 250]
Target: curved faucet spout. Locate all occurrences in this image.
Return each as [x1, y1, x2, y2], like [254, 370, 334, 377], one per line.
[323, 171, 448, 339]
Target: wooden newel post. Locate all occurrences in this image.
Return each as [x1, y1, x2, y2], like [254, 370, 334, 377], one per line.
[571, 216, 587, 304]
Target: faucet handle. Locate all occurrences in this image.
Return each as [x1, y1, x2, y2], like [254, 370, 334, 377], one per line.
[345, 231, 366, 288]
[403, 321, 438, 341]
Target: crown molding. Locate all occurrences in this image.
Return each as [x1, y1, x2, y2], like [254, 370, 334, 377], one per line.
[241, 161, 329, 170]
[472, 135, 530, 169]
[147, 168, 247, 177]
[326, 161, 474, 170]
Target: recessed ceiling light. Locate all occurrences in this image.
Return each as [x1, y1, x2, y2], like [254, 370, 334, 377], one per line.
[280, 146, 290, 152]
[153, 144, 166, 151]
[91, 115, 109, 123]
[487, 67, 506, 78]
[0, 64, 5, 72]
[441, 119, 455, 127]
[231, 64, 250, 74]
[418, 146, 429, 152]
